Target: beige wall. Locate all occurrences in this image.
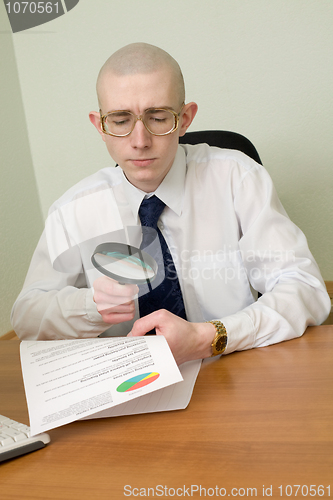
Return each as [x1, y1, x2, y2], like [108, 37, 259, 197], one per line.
[0, 0, 332, 334]
[0, 8, 44, 335]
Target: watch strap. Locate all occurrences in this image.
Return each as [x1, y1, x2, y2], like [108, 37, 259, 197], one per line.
[207, 320, 228, 356]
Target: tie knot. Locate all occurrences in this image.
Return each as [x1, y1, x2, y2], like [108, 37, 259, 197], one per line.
[139, 195, 166, 229]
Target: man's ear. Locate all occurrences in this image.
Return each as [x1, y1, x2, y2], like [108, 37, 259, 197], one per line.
[178, 102, 198, 137]
[89, 111, 106, 142]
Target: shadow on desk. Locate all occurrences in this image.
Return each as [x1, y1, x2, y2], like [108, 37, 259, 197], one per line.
[322, 281, 333, 325]
[0, 330, 20, 340]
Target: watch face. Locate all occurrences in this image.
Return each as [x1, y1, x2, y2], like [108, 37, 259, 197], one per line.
[216, 335, 227, 352]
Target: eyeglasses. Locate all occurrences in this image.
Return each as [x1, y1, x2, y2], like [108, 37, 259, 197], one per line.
[99, 104, 184, 137]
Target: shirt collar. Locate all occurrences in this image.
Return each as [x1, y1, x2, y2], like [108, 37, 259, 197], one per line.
[121, 145, 186, 219]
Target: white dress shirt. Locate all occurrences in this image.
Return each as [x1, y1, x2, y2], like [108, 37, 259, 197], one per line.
[11, 144, 330, 353]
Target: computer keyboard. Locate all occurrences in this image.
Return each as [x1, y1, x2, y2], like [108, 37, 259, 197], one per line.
[0, 414, 50, 462]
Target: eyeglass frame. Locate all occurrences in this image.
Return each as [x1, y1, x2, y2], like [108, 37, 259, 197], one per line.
[99, 103, 185, 137]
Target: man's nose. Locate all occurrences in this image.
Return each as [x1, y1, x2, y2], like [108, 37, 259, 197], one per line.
[130, 118, 152, 148]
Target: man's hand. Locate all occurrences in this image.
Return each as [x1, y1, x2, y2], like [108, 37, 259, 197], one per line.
[127, 309, 216, 365]
[93, 276, 138, 324]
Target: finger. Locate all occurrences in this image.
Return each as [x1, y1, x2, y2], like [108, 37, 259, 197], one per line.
[95, 289, 137, 307]
[128, 309, 169, 337]
[97, 301, 135, 315]
[109, 282, 139, 298]
[94, 276, 138, 299]
[100, 311, 136, 325]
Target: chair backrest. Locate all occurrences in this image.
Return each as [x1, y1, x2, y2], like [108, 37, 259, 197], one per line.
[179, 130, 262, 165]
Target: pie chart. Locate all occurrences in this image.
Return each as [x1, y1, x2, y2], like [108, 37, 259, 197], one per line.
[117, 372, 160, 393]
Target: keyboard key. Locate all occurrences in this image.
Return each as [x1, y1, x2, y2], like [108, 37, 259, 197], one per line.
[0, 435, 15, 446]
[0, 415, 50, 462]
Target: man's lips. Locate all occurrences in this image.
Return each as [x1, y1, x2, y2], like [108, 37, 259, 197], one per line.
[130, 158, 156, 167]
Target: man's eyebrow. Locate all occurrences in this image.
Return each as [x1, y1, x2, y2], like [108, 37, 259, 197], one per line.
[104, 110, 132, 115]
[147, 106, 174, 112]
[104, 106, 175, 115]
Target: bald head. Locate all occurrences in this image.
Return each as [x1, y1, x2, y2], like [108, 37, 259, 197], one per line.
[96, 43, 185, 107]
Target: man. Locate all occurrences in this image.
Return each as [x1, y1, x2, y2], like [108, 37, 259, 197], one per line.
[11, 43, 330, 365]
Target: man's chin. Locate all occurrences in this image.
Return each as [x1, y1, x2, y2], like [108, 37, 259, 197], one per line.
[124, 171, 160, 192]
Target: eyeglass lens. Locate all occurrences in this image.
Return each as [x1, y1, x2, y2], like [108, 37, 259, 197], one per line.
[104, 109, 176, 136]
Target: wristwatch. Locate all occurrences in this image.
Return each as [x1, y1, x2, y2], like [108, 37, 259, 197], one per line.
[207, 320, 228, 356]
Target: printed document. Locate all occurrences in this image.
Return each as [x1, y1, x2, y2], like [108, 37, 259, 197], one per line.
[20, 336, 201, 435]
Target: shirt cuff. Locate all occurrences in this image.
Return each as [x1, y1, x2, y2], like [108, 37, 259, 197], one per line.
[222, 311, 256, 354]
[85, 287, 109, 326]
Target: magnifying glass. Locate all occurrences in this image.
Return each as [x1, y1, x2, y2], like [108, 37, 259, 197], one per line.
[91, 242, 157, 285]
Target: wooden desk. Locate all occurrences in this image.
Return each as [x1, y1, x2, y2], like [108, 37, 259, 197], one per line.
[1, 326, 332, 500]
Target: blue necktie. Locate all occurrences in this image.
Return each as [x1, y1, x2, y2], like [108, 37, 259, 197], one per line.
[138, 196, 187, 329]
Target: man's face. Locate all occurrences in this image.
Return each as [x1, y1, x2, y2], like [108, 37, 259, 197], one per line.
[94, 69, 184, 192]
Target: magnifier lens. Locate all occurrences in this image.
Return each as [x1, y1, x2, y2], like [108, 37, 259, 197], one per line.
[94, 251, 155, 281]
[91, 242, 157, 284]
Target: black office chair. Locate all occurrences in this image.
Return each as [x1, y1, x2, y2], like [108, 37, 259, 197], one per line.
[179, 130, 262, 165]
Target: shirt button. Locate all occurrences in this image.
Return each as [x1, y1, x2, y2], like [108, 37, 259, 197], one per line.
[158, 221, 164, 230]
